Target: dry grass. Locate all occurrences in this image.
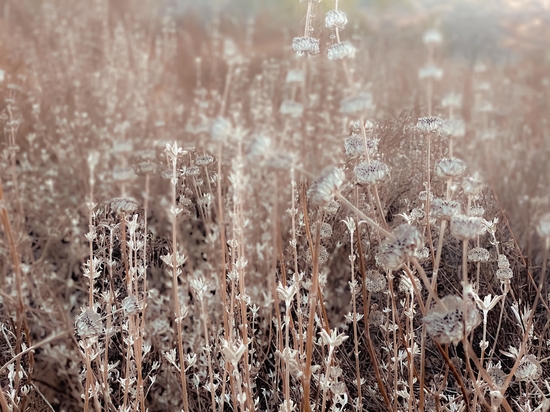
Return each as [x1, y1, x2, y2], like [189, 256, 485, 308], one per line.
[1, 0, 550, 411]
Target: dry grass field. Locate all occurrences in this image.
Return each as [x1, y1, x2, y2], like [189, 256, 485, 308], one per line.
[1, 0, 550, 411]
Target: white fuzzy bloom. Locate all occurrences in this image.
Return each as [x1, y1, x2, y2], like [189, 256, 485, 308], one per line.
[325, 10, 348, 30]
[327, 42, 355, 60]
[450, 215, 484, 240]
[355, 160, 390, 186]
[430, 198, 461, 220]
[307, 167, 345, 207]
[436, 157, 467, 179]
[423, 295, 481, 345]
[292, 36, 320, 56]
[417, 117, 443, 133]
[376, 224, 423, 271]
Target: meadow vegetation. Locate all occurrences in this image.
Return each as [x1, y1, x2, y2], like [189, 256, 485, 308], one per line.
[0, 0, 550, 411]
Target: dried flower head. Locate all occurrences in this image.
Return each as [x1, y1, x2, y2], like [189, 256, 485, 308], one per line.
[515, 355, 542, 382]
[436, 157, 467, 179]
[365, 270, 386, 293]
[417, 117, 443, 133]
[468, 247, 490, 263]
[423, 295, 481, 345]
[376, 224, 423, 271]
[327, 42, 355, 60]
[355, 160, 390, 186]
[307, 167, 345, 207]
[325, 9, 348, 30]
[470, 205, 485, 217]
[450, 215, 484, 240]
[430, 198, 461, 220]
[441, 118, 465, 138]
[75, 307, 103, 339]
[312, 222, 333, 239]
[195, 154, 214, 166]
[487, 362, 506, 389]
[462, 173, 484, 196]
[292, 36, 320, 56]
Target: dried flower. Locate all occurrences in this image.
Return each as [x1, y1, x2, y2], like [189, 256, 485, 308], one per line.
[327, 42, 355, 60]
[355, 160, 390, 186]
[75, 307, 103, 339]
[307, 167, 345, 207]
[462, 173, 484, 196]
[416, 117, 443, 133]
[450, 215, 484, 240]
[365, 270, 386, 293]
[470, 205, 485, 217]
[325, 10, 348, 30]
[430, 198, 461, 220]
[319, 328, 348, 348]
[423, 295, 481, 345]
[441, 118, 465, 138]
[468, 247, 490, 262]
[376, 224, 423, 271]
[436, 157, 467, 179]
[292, 36, 320, 56]
[515, 354, 542, 382]
[195, 154, 214, 166]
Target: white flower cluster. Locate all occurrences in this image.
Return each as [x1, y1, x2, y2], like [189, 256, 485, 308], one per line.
[325, 10, 348, 30]
[307, 167, 345, 207]
[423, 295, 481, 345]
[355, 160, 390, 186]
[376, 224, 423, 271]
[292, 36, 320, 56]
[327, 41, 355, 60]
[430, 198, 461, 220]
